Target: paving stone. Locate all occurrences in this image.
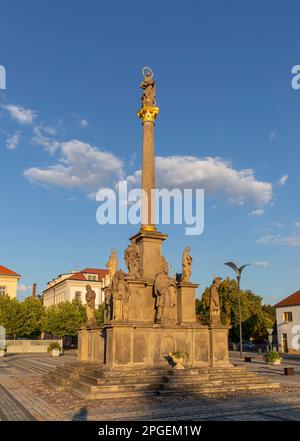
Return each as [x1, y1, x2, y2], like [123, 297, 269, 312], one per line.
[1, 353, 300, 421]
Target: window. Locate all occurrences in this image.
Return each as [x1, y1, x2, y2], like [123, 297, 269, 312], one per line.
[87, 275, 97, 281]
[75, 291, 82, 301]
[283, 311, 293, 322]
[0, 286, 7, 296]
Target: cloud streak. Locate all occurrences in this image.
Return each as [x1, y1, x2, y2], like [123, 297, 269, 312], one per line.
[2, 104, 37, 124]
[24, 139, 124, 191]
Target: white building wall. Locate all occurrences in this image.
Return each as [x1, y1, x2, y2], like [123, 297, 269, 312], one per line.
[276, 305, 300, 353]
[68, 284, 102, 307]
[43, 279, 107, 308]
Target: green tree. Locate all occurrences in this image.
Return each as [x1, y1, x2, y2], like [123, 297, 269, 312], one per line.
[42, 299, 86, 338]
[18, 297, 45, 338]
[96, 304, 105, 326]
[199, 277, 275, 341]
[0, 296, 22, 337]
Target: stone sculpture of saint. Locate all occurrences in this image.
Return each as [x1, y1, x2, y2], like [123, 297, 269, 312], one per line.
[210, 277, 222, 325]
[140, 71, 156, 107]
[104, 285, 112, 322]
[85, 284, 97, 327]
[106, 250, 118, 282]
[154, 257, 177, 324]
[112, 270, 130, 321]
[181, 246, 192, 283]
[124, 242, 140, 279]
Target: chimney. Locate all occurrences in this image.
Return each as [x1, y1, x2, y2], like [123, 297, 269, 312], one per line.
[32, 283, 37, 299]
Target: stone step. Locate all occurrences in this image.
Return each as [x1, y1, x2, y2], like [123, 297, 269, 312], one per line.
[163, 375, 263, 384]
[158, 382, 280, 395]
[68, 380, 280, 400]
[43, 377, 67, 391]
[79, 373, 165, 385]
[71, 378, 161, 394]
[68, 386, 158, 400]
[164, 372, 260, 383]
[94, 369, 173, 378]
[160, 377, 270, 390]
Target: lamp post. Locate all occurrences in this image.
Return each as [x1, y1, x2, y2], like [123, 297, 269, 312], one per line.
[224, 262, 250, 358]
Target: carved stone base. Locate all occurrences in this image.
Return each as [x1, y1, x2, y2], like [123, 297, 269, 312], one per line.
[78, 327, 104, 363]
[177, 282, 199, 324]
[101, 323, 231, 370]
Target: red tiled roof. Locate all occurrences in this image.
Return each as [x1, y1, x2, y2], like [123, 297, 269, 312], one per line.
[275, 290, 300, 307]
[81, 268, 108, 279]
[67, 272, 87, 281]
[44, 268, 108, 292]
[0, 265, 20, 277]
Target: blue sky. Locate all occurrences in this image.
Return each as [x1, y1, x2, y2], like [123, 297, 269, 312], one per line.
[0, 0, 300, 303]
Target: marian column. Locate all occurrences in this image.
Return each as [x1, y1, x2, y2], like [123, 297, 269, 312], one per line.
[138, 67, 160, 232]
[130, 67, 167, 279]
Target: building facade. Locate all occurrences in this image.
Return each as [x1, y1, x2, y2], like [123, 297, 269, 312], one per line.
[43, 268, 109, 309]
[0, 265, 20, 298]
[275, 290, 300, 353]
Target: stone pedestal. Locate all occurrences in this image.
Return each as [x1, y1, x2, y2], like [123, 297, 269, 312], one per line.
[130, 230, 168, 279]
[177, 282, 199, 324]
[209, 325, 232, 368]
[78, 327, 103, 363]
[102, 322, 231, 370]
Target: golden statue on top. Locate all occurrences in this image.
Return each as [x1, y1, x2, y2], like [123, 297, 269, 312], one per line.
[140, 67, 156, 107]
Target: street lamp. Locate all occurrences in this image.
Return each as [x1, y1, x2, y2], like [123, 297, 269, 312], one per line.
[224, 261, 250, 358]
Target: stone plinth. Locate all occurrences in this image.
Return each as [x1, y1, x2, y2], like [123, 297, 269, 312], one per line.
[209, 325, 231, 368]
[78, 327, 103, 363]
[130, 230, 168, 279]
[177, 282, 199, 324]
[102, 323, 231, 370]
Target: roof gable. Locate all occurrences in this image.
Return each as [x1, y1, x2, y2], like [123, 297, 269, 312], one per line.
[0, 265, 20, 277]
[275, 290, 300, 307]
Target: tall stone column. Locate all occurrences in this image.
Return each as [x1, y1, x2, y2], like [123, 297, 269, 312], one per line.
[138, 105, 159, 231]
[129, 69, 166, 280]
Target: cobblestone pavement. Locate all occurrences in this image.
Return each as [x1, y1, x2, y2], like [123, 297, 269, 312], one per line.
[1, 353, 300, 421]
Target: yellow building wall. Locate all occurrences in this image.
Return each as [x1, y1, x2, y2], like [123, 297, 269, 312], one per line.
[0, 275, 19, 298]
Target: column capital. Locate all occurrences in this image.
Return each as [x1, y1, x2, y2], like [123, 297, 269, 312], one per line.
[137, 105, 160, 123]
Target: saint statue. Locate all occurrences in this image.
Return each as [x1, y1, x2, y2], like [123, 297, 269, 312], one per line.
[85, 284, 97, 327]
[106, 250, 118, 282]
[104, 285, 112, 322]
[181, 246, 192, 282]
[111, 270, 130, 321]
[154, 257, 177, 324]
[210, 277, 222, 325]
[124, 242, 140, 279]
[140, 68, 156, 107]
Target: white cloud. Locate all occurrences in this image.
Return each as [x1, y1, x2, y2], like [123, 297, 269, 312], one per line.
[2, 104, 37, 124]
[31, 126, 60, 154]
[249, 208, 265, 217]
[17, 284, 31, 293]
[268, 130, 277, 142]
[252, 261, 268, 267]
[6, 132, 20, 150]
[24, 139, 123, 191]
[127, 156, 272, 207]
[79, 118, 89, 128]
[258, 234, 300, 247]
[277, 174, 288, 187]
[294, 222, 300, 229]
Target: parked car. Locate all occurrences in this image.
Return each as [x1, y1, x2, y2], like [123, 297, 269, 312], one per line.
[237, 341, 258, 352]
